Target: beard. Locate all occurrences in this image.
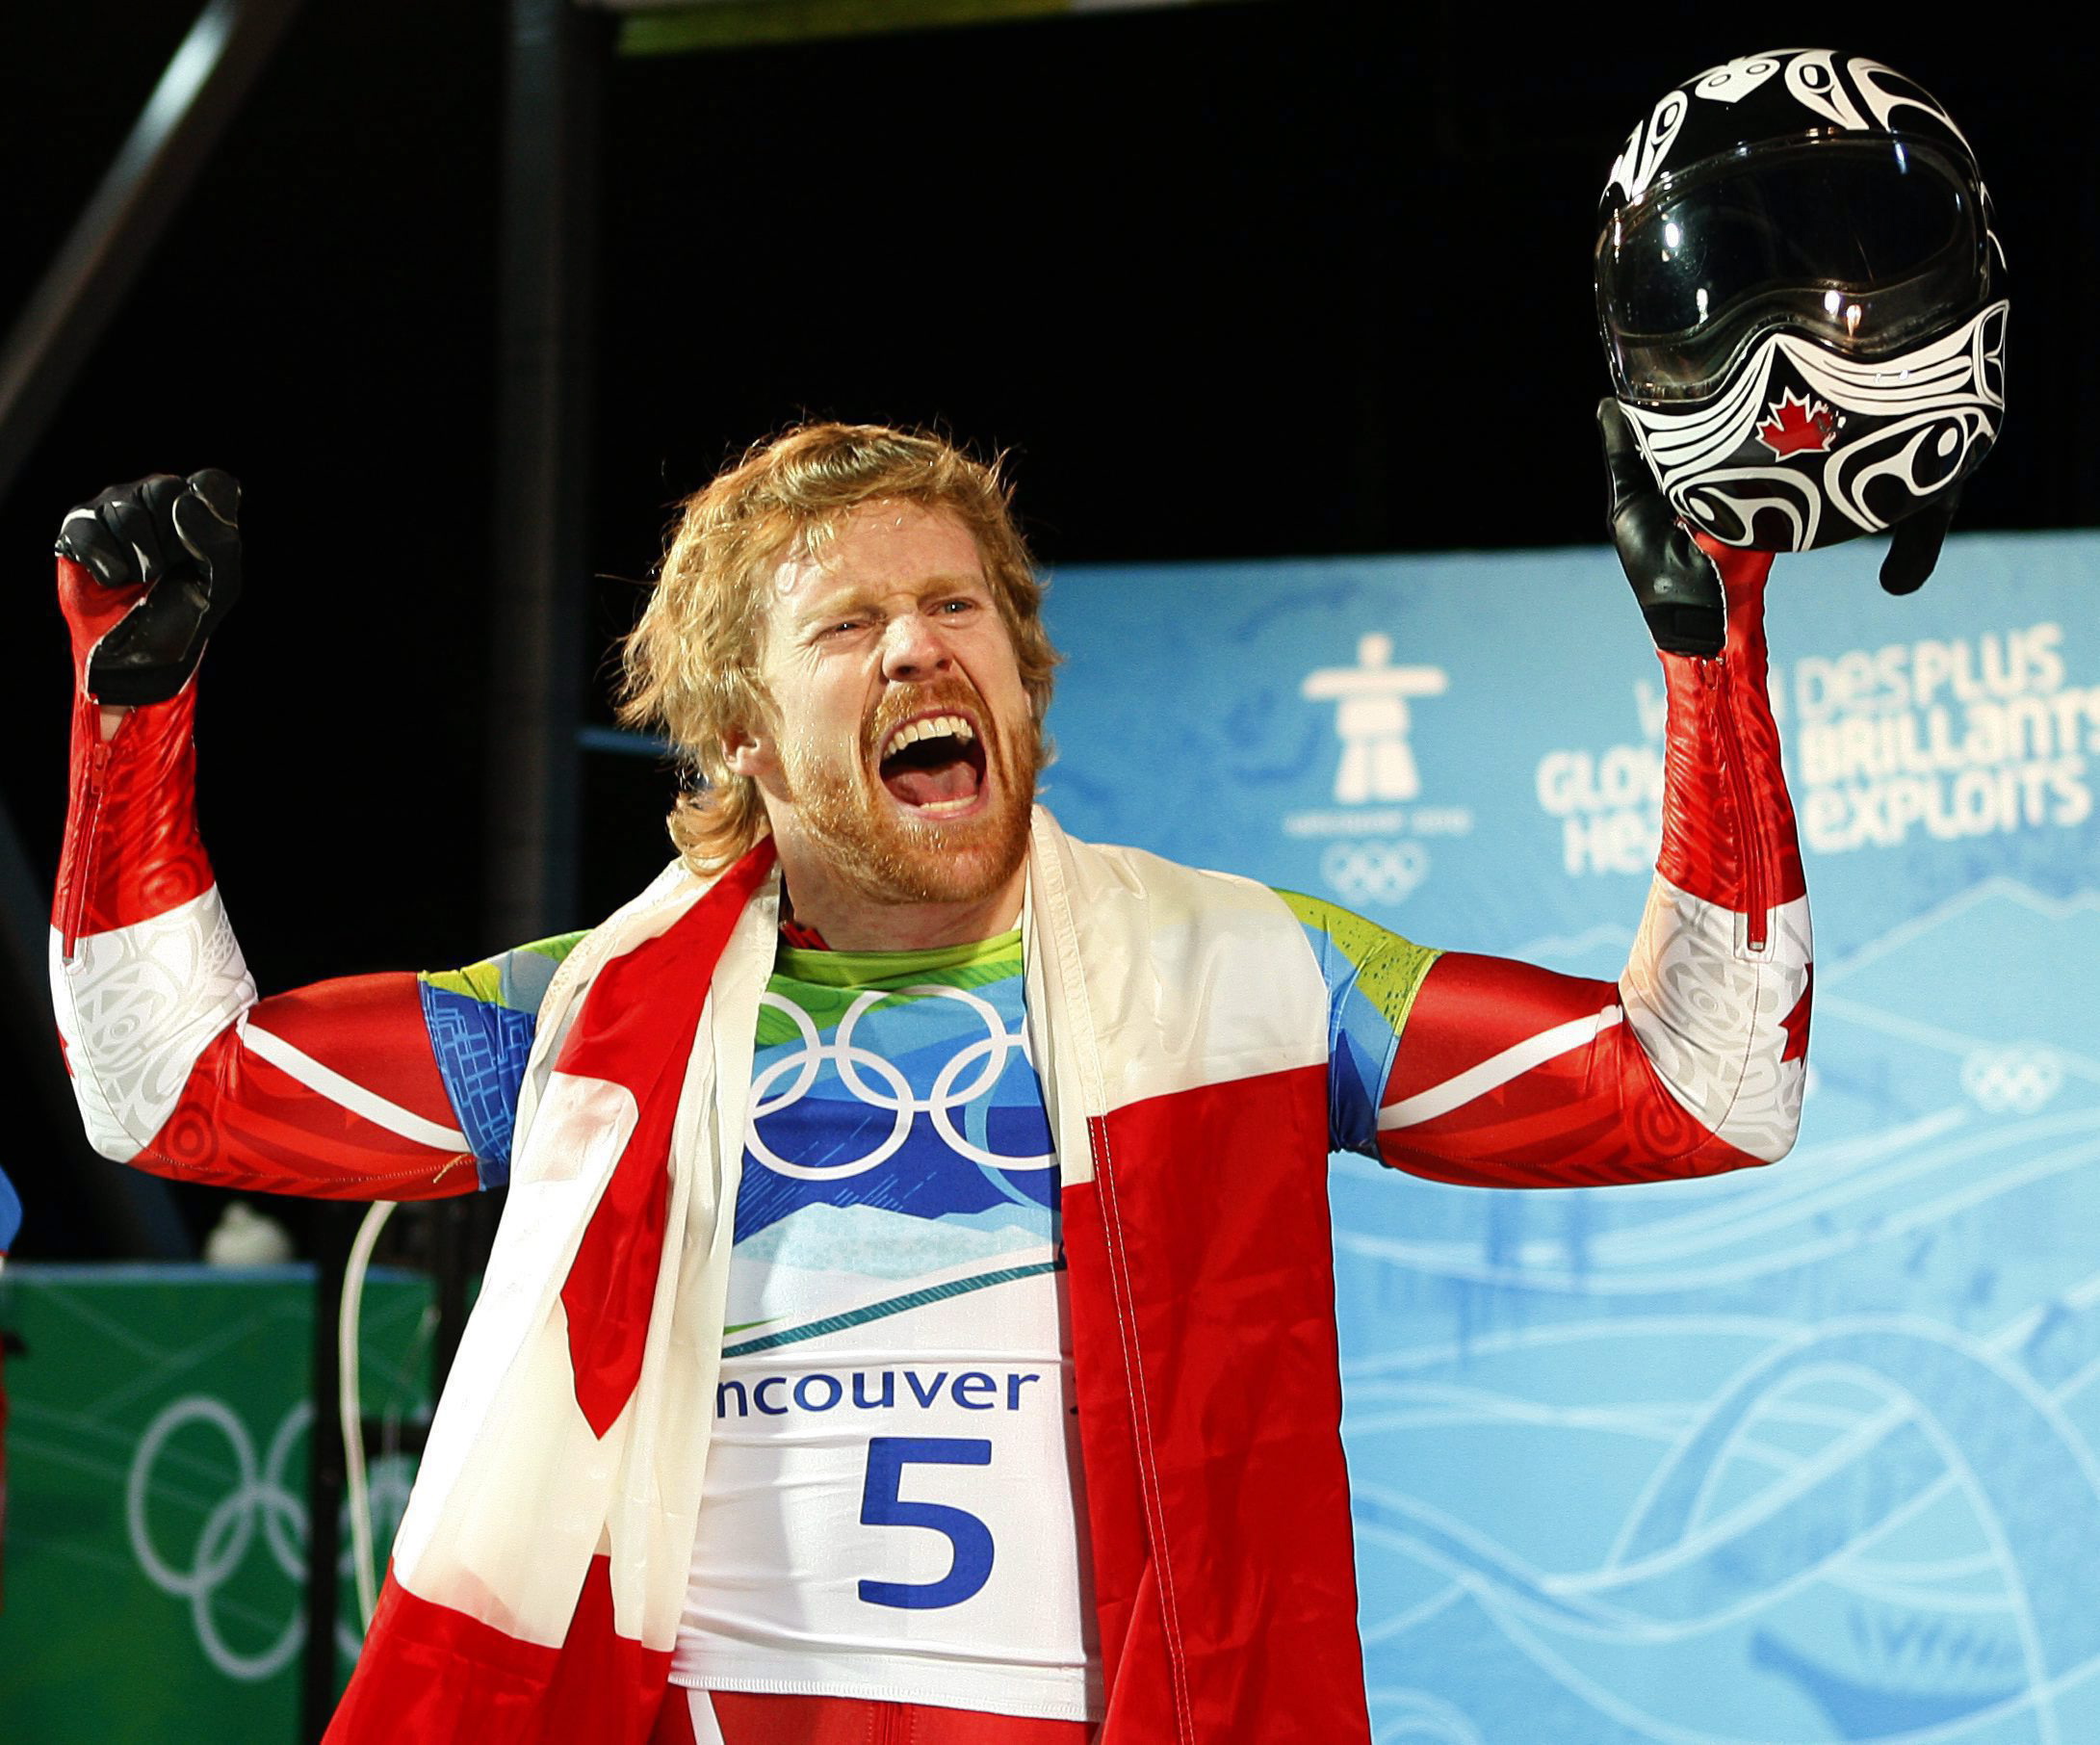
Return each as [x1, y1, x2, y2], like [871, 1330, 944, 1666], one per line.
[774, 678, 1036, 909]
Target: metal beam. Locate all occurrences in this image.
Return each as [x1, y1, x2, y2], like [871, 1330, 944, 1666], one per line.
[0, 0, 305, 508]
[608, 0, 1258, 56]
[486, 0, 613, 946]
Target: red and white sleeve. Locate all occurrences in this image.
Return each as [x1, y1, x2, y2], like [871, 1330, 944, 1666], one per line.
[1377, 543, 1813, 1188]
[49, 556, 476, 1200]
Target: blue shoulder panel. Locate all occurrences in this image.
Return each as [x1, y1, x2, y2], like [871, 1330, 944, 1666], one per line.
[418, 931, 587, 1189]
[1273, 891, 1439, 1159]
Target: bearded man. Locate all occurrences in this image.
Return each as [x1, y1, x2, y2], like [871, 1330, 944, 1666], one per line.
[49, 419, 1810, 1744]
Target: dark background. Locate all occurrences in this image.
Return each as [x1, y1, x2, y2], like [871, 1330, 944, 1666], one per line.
[0, 2, 2085, 1256]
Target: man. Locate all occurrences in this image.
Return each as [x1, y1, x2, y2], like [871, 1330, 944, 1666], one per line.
[49, 420, 1810, 1744]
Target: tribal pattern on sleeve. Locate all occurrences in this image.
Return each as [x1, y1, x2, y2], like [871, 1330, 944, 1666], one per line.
[47, 664, 546, 1201]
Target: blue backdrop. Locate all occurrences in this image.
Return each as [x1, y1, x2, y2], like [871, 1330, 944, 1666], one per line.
[1043, 532, 2100, 1745]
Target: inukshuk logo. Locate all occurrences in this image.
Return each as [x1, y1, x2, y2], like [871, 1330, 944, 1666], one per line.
[1287, 634, 1466, 907]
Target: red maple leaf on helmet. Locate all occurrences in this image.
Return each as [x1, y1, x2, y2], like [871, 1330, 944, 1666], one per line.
[1756, 390, 1839, 458]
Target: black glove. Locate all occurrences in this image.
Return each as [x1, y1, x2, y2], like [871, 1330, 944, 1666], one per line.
[1597, 400, 1725, 658]
[55, 469, 242, 706]
[1879, 490, 1957, 595]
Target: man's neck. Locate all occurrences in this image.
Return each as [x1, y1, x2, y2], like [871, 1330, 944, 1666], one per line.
[773, 850, 1025, 953]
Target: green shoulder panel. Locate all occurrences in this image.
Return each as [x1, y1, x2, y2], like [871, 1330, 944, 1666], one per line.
[1275, 888, 1440, 1041]
[423, 930, 590, 1015]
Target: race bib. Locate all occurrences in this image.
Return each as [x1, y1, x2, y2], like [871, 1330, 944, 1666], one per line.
[672, 934, 1098, 1722]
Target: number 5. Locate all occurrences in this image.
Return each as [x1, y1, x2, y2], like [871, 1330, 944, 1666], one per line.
[857, 1436, 995, 1609]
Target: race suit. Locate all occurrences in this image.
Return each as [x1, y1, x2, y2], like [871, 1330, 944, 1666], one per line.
[49, 545, 1809, 1740]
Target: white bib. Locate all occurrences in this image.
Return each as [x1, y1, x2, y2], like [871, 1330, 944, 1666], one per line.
[670, 935, 1100, 1722]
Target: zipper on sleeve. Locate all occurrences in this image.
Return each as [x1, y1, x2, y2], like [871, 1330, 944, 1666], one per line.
[1705, 661, 1770, 952]
[59, 737, 114, 959]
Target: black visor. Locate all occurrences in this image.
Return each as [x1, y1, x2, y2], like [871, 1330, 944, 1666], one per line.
[1598, 137, 1987, 401]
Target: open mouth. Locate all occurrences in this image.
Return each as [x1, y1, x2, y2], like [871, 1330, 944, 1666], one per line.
[877, 712, 989, 816]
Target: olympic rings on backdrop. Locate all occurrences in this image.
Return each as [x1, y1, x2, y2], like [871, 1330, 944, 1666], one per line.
[1959, 1046, 2063, 1114]
[1319, 839, 1430, 906]
[747, 984, 1053, 1181]
[126, 1396, 311, 1680]
[126, 1394, 419, 1678]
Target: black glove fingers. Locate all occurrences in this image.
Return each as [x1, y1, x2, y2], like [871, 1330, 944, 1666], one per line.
[1598, 401, 1688, 570]
[172, 482, 242, 583]
[184, 468, 241, 527]
[60, 468, 242, 706]
[1596, 399, 1727, 659]
[91, 475, 186, 585]
[172, 484, 243, 630]
[1596, 399, 1656, 522]
[105, 499, 170, 584]
[1880, 491, 1958, 596]
[54, 509, 139, 587]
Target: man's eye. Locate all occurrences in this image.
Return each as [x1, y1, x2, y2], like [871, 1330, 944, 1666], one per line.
[938, 599, 978, 615]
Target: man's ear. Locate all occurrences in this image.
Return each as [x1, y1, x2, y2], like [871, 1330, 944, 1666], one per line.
[723, 724, 767, 779]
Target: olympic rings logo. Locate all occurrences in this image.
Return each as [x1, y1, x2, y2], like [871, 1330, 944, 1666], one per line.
[126, 1395, 311, 1680]
[1959, 1046, 2063, 1115]
[1320, 839, 1429, 907]
[748, 983, 1052, 1181]
[125, 1394, 417, 1680]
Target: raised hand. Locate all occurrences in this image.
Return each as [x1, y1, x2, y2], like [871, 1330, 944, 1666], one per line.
[55, 469, 242, 706]
[1596, 400, 1727, 659]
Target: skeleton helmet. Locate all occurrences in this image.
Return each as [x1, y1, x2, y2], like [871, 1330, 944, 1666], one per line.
[1596, 51, 2007, 555]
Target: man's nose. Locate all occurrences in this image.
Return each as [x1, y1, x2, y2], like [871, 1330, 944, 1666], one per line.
[879, 610, 953, 683]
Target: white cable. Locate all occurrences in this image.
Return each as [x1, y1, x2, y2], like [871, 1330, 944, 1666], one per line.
[340, 1198, 398, 1631]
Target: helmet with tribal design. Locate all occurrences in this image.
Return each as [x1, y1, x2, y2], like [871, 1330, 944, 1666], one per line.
[1595, 50, 2006, 557]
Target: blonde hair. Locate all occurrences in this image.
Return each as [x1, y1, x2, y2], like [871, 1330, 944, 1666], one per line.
[617, 422, 1059, 873]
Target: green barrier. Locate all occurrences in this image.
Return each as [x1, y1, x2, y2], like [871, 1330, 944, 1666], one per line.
[0, 1263, 433, 1743]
